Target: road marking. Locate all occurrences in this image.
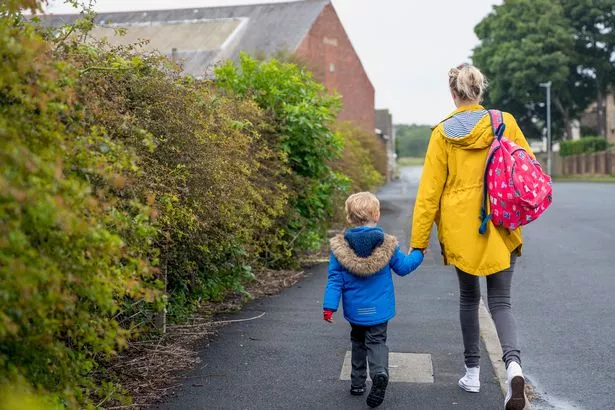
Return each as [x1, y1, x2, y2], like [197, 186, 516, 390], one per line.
[479, 298, 531, 409]
[339, 352, 434, 383]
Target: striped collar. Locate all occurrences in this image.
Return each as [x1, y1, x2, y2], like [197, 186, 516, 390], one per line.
[442, 104, 488, 139]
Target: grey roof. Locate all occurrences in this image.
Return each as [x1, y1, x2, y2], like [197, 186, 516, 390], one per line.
[44, 0, 330, 77]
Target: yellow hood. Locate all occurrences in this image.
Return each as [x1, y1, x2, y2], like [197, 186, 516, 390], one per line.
[437, 104, 494, 150]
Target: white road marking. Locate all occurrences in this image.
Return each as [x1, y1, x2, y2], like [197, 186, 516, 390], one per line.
[339, 351, 434, 383]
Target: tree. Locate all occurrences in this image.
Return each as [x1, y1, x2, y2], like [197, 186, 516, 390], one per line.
[395, 124, 432, 158]
[473, 0, 576, 140]
[562, 0, 615, 137]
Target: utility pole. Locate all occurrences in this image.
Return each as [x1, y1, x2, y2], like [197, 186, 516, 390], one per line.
[540, 81, 552, 175]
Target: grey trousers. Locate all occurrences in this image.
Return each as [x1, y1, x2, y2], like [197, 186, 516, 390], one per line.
[456, 255, 521, 368]
[350, 322, 389, 388]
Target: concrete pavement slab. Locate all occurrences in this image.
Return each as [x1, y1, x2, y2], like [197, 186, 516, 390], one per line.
[339, 351, 434, 383]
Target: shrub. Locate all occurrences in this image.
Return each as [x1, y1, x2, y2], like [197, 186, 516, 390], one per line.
[0, 7, 160, 407]
[216, 53, 344, 263]
[66, 41, 290, 319]
[333, 122, 386, 192]
[2, 2, 385, 405]
[0, 379, 62, 410]
[560, 137, 608, 156]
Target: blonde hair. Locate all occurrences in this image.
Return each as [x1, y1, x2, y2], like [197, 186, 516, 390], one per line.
[345, 192, 380, 225]
[448, 63, 488, 103]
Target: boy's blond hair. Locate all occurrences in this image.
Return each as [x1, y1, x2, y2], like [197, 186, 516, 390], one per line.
[345, 192, 380, 226]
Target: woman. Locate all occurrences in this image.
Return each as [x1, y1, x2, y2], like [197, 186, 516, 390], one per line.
[411, 64, 531, 410]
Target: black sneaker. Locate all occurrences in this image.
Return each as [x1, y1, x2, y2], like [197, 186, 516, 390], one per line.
[350, 385, 366, 396]
[366, 373, 388, 408]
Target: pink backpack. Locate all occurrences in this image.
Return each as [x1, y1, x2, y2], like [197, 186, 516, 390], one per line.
[479, 110, 553, 234]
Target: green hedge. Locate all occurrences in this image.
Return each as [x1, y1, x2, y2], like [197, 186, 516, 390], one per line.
[215, 54, 346, 256]
[560, 137, 608, 157]
[1, 2, 387, 407]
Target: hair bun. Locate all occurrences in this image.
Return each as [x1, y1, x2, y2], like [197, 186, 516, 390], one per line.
[449, 64, 488, 103]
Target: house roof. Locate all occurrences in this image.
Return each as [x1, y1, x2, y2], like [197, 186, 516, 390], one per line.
[44, 0, 330, 77]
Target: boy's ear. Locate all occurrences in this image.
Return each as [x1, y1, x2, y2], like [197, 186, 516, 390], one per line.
[374, 210, 381, 221]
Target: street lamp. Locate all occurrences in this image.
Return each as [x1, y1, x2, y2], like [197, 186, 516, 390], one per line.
[540, 81, 552, 175]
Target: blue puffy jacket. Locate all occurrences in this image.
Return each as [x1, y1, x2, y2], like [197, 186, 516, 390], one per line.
[323, 226, 424, 326]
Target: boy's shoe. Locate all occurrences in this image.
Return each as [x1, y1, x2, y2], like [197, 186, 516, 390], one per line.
[350, 385, 366, 396]
[366, 372, 388, 408]
[458, 365, 480, 393]
[504, 362, 526, 410]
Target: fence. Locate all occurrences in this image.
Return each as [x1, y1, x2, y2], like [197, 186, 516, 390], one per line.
[534, 152, 563, 177]
[561, 150, 615, 176]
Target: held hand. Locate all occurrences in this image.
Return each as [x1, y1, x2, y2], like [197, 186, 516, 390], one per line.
[323, 309, 334, 323]
[411, 248, 427, 255]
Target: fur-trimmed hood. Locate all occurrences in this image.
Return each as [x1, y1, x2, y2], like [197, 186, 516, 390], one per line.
[330, 227, 399, 277]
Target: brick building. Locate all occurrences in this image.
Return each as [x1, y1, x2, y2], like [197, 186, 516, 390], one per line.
[48, 0, 375, 134]
[294, 3, 375, 132]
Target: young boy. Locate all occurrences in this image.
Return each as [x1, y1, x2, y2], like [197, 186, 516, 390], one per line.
[323, 192, 424, 408]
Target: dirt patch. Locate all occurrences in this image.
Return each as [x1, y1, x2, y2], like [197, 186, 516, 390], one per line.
[104, 269, 305, 409]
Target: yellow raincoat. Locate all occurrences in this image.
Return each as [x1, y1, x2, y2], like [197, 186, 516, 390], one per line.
[411, 104, 534, 276]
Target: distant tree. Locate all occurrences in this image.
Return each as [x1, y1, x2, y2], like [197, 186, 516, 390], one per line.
[395, 124, 432, 158]
[561, 0, 615, 138]
[472, 0, 577, 140]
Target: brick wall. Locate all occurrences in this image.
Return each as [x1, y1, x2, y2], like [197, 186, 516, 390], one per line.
[295, 4, 375, 134]
[561, 151, 615, 176]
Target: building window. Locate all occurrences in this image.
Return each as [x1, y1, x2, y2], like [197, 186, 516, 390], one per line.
[329, 63, 335, 73]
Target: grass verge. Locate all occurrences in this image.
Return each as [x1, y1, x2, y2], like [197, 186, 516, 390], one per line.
[397, 157, 425, 167]
[553, 175, 615, 183]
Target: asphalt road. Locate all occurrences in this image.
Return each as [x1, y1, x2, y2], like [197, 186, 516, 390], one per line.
[157, 166, 503, 410]
[511, 181, 615, 410]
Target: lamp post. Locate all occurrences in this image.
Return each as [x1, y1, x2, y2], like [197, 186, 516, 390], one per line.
[540, 81, 552, 175]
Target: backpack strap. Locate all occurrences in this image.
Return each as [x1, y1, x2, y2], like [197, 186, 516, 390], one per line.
[488, 109, 506, 140]
[479, 110, 506, 235]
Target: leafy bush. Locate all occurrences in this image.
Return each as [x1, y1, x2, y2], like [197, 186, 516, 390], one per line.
[70, 44, 289, 319]
[0, 379, 62, 410]
[0, 7, 161, 407]
[560, 137, 608, 156]
[216, 54, 344, 262]
[2, 2, 387, 406]
[333, 122, 386, 192]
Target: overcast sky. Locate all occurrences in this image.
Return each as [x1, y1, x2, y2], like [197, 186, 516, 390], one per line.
[46, 0, 502, 125]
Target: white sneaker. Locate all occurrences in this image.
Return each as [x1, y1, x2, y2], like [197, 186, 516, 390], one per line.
[505, 362, 526, 410]
[458, 365, 480, 393]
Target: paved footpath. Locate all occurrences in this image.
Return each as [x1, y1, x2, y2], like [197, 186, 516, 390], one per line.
[158, 168, 504, 410]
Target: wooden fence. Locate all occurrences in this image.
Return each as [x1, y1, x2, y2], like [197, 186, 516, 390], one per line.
[561, 151, 615, 176]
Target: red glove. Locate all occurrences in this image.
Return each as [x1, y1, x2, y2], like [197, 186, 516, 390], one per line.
[323, 309, 334, 323]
